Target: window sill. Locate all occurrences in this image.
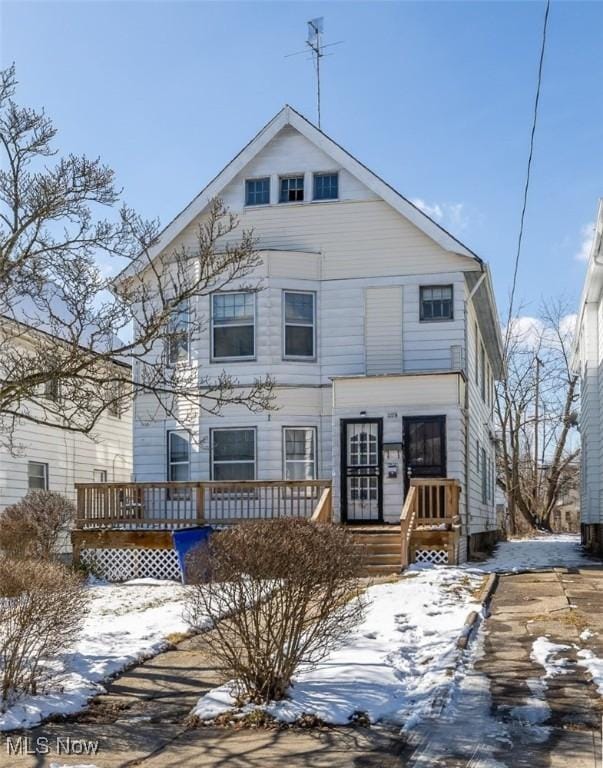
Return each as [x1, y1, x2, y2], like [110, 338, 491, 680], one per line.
[419, 318, 455, 323]
[210, 356, 257, 364]
[283, 356, 317, 363]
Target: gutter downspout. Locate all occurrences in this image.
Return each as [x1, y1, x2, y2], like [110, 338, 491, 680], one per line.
[463, 268, 488, 557]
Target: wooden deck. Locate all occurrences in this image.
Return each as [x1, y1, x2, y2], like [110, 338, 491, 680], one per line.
[72, 478, 462, 576]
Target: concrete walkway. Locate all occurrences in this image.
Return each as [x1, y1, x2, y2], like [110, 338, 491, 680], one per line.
[3, 565, 603, 767]
[402, 567, 603, 767]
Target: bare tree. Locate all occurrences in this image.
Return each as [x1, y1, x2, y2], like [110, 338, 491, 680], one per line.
[186, 519, 365, 706]
[0, 65, 273, 451]
[496, 297, 579, 532]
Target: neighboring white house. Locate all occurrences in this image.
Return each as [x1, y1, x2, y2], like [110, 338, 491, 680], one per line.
[119, 105, 503, 559]
[573, 199, 603, 552]
[0, 322, 133, 515]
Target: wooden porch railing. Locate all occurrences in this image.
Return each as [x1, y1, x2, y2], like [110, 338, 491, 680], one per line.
[400, 478, 461, 567]
[75, 480, 332, 529]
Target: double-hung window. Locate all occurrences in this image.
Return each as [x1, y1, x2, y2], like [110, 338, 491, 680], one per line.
[481, 446, 487, 504]
[283, 427, 317, 480]
[279, 175, 304, 203]
[313, 173, 338, 200]
[245, 177, 270, 206]
[420, 285, 453, 321]
[283, 291, 315, 359]
[93, 468, 108, 483]
[28, 461, 48, 490]
[211, 428, 256, 481]
[212, 292, 255, 360]
[167, 301, 190, 364]
[167, 430, 190, 482]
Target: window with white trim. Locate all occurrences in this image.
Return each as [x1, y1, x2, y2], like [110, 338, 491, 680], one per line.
[28, 461, 48, 490]
[420, 285, 453, 321]
[212, 292, 255, 360]
[93, 468, 108, 483]
[245, 177, 270, 206]
[167, 430, 191, 483]
[313, 172, 338, 200]
[167, 301, 190, 364]
[283, 291, 315, 359]
[279, 175, 304, 203]
[211, 428, 256, 481]
[283, 427, 317, 480]
[481, 445, 487, 504]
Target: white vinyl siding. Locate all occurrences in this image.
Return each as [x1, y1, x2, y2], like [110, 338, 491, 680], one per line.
[364, 286, 403, 375]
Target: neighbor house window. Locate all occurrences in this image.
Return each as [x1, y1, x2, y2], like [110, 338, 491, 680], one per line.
[283, 291, 315, 359]
[211, 428, 256, 481]
[167, 430, 191, 482]
[245, 177, 270, 206]
[420, 285, 453, 321]
[283, 427, 317, 480]
[279, 175, 304, 203]
[43, 377, 60, 401]
[93, 469, 108, 483]
[107, 381, 126, 418]
[28, 461, 48, 490]
[167, 301, 190, 364]
[212, 292, 255, 360]
[313, 172, 338, 200]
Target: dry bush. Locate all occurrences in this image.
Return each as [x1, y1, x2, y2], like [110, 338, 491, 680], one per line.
[0, 491, 75, 560]
[185, 519, 365, 705]
[0, 558, 88, 707]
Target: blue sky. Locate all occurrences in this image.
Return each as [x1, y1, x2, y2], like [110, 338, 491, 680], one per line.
[2, 1, 602, 319]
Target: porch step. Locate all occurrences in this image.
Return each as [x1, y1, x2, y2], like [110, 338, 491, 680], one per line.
[348, 526, 402, 576]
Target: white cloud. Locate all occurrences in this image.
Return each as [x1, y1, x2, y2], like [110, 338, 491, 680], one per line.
[575, 222, 595, 262]
[503, 313, 577, 351]
[411, 198, 469, 233]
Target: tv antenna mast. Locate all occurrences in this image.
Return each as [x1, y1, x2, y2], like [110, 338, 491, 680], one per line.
[286, 18, 343, 129]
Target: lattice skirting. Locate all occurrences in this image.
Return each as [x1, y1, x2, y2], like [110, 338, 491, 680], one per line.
[414, 548, 449, 565]
[80, 547, 182, 582]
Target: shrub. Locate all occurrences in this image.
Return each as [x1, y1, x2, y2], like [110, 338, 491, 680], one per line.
[185, 518, 365, 705]
[0, 558, 88, 707]
[0, 491, 75, 561]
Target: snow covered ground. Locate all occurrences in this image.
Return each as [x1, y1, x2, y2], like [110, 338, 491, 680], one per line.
[479, 533, 592, 573]
[0, 579, 195, 732]
[193, 566, 485, 726]
[193, 534, 596, 727]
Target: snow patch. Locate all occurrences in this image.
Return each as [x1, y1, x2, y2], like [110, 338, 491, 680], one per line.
[0, 581, 195, 731]
[193, 567, 483, 726]
[531, 637, 571, 677]
[479, 534, 591, 573]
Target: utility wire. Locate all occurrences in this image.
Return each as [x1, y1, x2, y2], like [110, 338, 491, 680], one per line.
[504, 0, 551, 358]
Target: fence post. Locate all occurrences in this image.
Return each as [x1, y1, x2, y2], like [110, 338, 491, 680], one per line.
[196, 484, 205, 523]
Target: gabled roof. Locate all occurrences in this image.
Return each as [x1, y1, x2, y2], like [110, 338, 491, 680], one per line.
[116, 104, 483, 284]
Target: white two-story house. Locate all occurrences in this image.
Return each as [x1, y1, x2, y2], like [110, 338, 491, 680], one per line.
[573, 199, 603, 552]
[116, 105, 503, 562]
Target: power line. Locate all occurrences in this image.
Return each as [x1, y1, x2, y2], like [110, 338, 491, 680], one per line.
[504, 0, 551, 357]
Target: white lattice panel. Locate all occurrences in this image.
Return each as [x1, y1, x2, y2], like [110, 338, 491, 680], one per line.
[414, 548, 449, 565]
[81, 547, 182, 582]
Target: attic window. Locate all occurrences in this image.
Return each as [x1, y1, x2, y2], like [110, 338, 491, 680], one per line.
[245, 178, 270, 206]
[313, 172, 338, 200]
[279, 176, 304, 203]
[420, 285, 453, 322]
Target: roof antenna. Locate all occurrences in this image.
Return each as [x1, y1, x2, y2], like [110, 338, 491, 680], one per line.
[285, 18, 343, 130]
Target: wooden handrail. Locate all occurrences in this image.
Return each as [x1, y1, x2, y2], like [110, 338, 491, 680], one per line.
[400, 485, 418, 568]
[75, 479, 332, 530]
[311, 487, 332, 523]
